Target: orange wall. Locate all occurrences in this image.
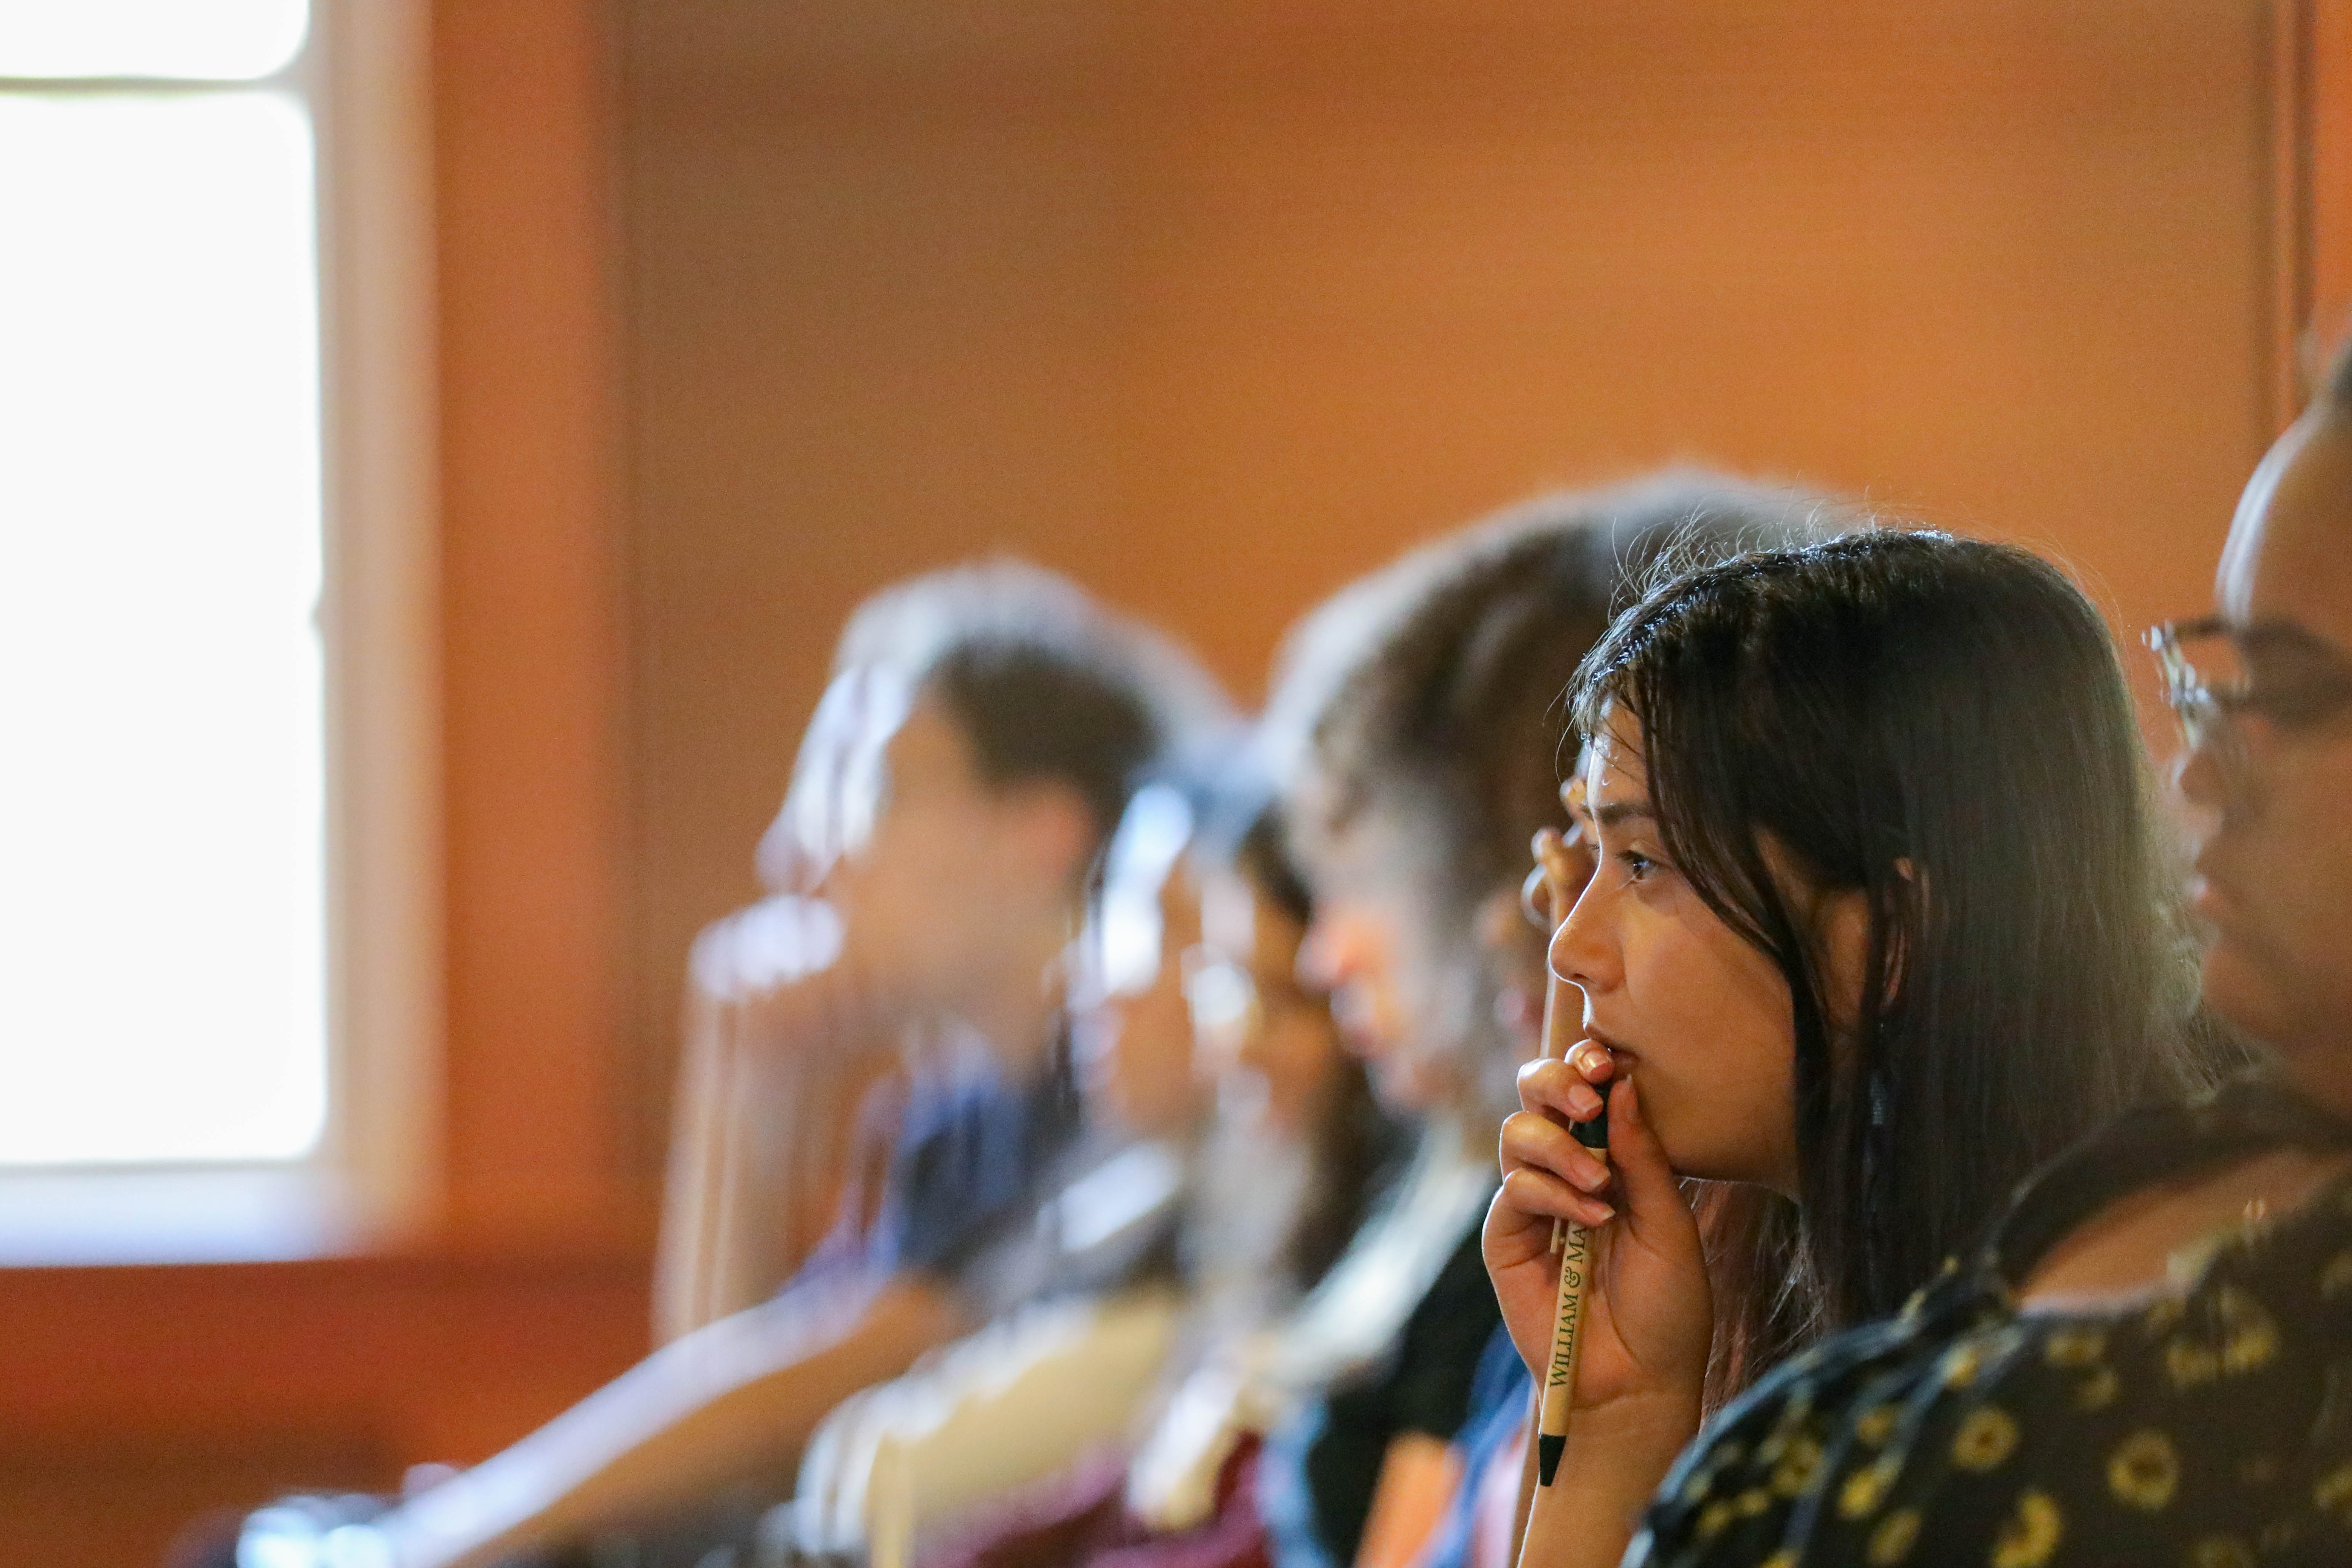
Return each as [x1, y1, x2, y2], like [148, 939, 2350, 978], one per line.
[2313, 0, 2352, 340]
[0, 3, 2344, 1565]
[435, 0, 636, 1247]
[619, 0, 2311, 1140]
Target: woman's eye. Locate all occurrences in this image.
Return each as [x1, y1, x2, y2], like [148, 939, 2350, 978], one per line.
[1619, 850, 1657, 883]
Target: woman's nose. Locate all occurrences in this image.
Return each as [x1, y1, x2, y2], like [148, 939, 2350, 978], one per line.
[1550, 883, 1614, 993]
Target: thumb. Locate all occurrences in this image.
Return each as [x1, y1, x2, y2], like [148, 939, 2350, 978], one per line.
[1605, 1073, 1685, 1238]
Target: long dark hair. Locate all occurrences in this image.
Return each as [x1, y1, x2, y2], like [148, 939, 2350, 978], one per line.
[1572, 529, 2209, 1366]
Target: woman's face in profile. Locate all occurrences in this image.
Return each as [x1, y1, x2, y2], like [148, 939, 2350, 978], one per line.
[1192, 866, 1340, 1137]
[1083, 855, 1210, 1141]
[1551, 706, 1859, 1197]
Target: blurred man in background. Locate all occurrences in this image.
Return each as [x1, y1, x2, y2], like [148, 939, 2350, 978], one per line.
[219, 561, 1225, 1568]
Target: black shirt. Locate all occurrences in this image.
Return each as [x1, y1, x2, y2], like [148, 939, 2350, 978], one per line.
[1263, 1217, 1504, 1568]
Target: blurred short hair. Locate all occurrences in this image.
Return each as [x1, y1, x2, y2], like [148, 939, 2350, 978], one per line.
[760, 561, 1231, 892]
[835, 559, 1231, 844]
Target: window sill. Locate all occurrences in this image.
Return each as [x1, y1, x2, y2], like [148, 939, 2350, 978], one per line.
[0, 1165, 368, 1267]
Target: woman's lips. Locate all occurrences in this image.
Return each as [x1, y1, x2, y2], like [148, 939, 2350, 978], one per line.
[1581, 1026, 1635, 1062]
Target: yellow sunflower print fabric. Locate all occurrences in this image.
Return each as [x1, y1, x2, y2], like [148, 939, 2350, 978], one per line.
[1629, 1087, 2352, 1567]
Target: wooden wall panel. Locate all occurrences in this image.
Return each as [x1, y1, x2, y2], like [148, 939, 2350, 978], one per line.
[438, 0, 637, 1240]
[619, 0, 2289, 1149]
[0, 1258, 647, 1565]
[2312, 0, 2352, 339]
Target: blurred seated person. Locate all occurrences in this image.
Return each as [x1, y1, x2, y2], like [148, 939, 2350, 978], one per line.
[782, 768, 1382, 1568]
[1263, 475, 1825, 1568]
[914, 773, 1398, 1568]
[665, 569, 1217, 1334]
[1547, 337, 2352, 1568]
[220, 562, 1223, 1568]
[657, 659, 910, 1340]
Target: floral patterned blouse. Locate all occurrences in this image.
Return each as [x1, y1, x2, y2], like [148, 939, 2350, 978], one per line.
[1630, 1080, 2352, 1568]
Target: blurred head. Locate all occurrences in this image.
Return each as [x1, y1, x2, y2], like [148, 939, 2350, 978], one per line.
[757, 561, 1229, 1019]
[1185, 788, 1397, 1293]
[1081, 773, 1357, 1146]
[1565, 530, 2206, 1327]
[1188, 798, 1344, 1139]
[1285, 794, 1468, 1113]
[2171, 345, 2352, 1093]
[1278, 475, 1830, 1122]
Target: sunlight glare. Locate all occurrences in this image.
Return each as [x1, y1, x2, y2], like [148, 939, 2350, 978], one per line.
[0, 0, 309, 81]
[0, 92, 326, 1164]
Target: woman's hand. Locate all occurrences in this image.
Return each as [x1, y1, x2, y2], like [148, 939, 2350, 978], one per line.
[1483, 1046, 1714, 1423]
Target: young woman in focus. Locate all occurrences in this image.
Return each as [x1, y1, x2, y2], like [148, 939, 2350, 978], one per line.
[1486, 530, 2224, 1568]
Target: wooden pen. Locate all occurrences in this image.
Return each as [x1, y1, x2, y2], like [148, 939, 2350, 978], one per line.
[1528, 817, 1610, 1487]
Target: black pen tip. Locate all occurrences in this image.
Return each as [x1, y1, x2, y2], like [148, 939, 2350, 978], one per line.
[1538, 1433, 1566, 1486]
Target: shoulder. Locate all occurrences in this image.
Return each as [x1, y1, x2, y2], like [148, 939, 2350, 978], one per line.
[2024, 1148, 2352, 1306]
[1639, 1180, 2352, 1566]
[1424, 1214, 1505, 1312]
[1372, 1211, 1505, 1438]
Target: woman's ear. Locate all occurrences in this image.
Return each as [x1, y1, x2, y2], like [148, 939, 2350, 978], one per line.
[1879, 859, 1920, 1009]
[1826, 861, 1922, 1030]
[1814, 887, 1876, 1039]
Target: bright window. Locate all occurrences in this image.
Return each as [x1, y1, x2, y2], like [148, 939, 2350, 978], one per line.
[0, 0, 308, 80]
[0, 8, 330, 1166]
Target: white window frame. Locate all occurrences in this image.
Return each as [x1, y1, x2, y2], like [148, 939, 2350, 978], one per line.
[0, 0, 444, 1263]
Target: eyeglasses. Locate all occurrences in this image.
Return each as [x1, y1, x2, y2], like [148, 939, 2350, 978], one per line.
[1182, 946, 1328, 1062]
[1181, 947, 1260, 1049]
[2144, 614, 2352, 760]
[1520, 777, 1598, 933]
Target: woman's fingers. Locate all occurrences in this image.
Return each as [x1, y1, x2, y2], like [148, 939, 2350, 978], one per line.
[1566, 1039, 1615, 1084]
[1498, 1164, 1615, 1230]
[1497, 1114, 1616, 1230]
[1517, 1053, 1614, 1123]
[1517, 1058, 1604, 1121]
[1512, 1067, 1680, 1238]
[1603, 1073, 1688, 1242]
[1500, 1108, 1612, 1190]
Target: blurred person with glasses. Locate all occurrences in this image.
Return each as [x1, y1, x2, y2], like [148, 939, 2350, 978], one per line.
[2147, 608, 2352, 1059]
[911, 772, 1399, 1568]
